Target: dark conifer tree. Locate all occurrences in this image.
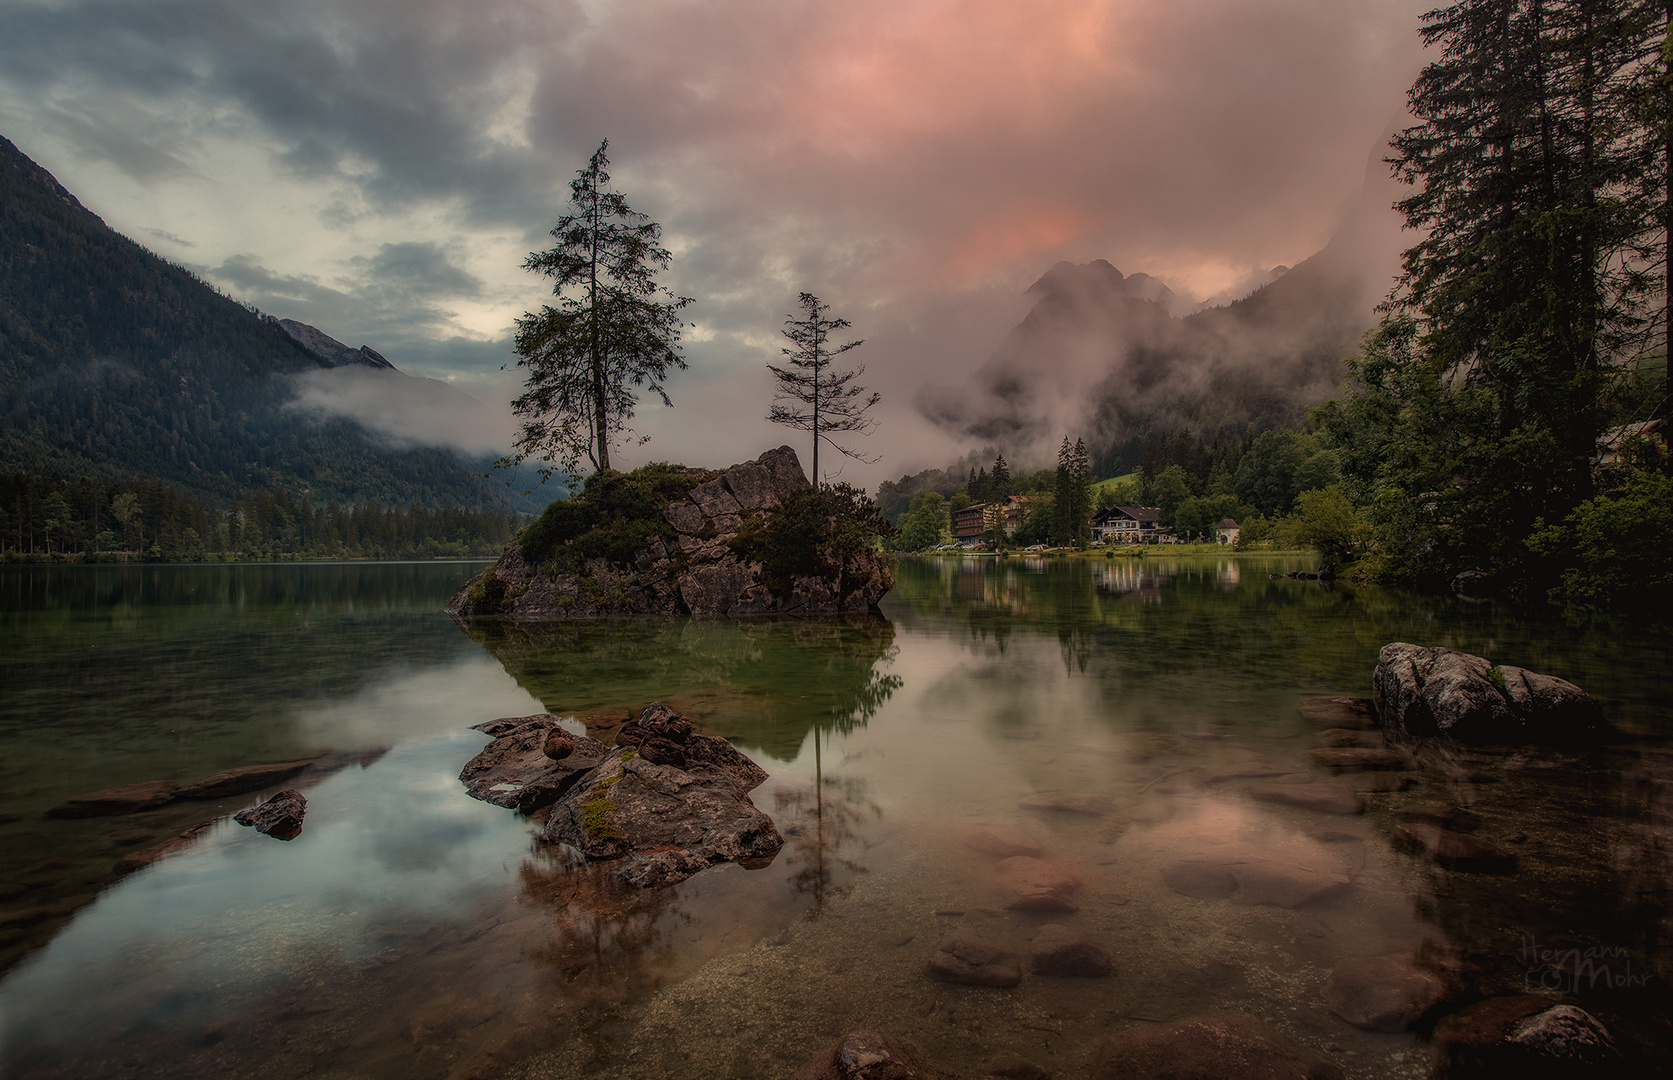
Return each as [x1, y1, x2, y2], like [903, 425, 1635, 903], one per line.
[767, 293, 879, 485]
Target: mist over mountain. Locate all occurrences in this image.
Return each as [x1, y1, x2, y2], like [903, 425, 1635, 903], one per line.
[917, 148, 1407, 475]
[0, 133, 516, 511]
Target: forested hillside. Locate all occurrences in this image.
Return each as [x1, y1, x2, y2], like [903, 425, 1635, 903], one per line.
[0, 134, 507, 511]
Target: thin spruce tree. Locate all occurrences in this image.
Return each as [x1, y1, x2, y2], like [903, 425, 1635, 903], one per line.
[767, 293, 880, 485]
[508, 140, 691, 484]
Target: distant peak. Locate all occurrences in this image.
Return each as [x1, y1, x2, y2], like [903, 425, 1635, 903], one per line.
[279, 318, 398, 371]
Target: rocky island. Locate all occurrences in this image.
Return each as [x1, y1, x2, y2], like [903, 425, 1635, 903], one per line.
[448, 446, 894, 619]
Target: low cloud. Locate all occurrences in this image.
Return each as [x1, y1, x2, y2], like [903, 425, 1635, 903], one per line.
[289, 366, 521, 459]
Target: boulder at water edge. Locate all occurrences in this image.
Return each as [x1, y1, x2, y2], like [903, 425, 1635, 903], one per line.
[1430, 996, 1618, 1079]
[233, 789, 306, 840]
[1372, 643, 1606, 745]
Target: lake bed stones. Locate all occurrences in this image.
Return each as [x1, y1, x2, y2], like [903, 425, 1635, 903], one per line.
[1430, 996, 1617, 1079]
[926, 931, 1023, 987]
[1326, 952, 1461, 1032]
[1093, 1012, 1344, 1080]
[1030, 923, 1112, 977]
[1372, 643, 1606, 745]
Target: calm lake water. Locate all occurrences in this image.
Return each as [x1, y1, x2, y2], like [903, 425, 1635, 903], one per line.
[1, 557, 1669, 1079]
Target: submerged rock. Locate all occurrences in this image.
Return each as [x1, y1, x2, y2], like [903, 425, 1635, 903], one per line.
[1394, 824, 1517, 873]
[1298, 697, 1378, 731]
[47, 780, 180, 818]
[118, 820, 216, 871]
[962, 824, 1044, 859]
[1372, 643, 1607, 745]
[1326, 952, 1462, 1032]
[995, 855, 1084, 912]
[793, 1030, 964, 1080]
[233, 789, 306, 840]
[1310, 747, 1415, 772]
[926, 931, 1023, 987]
[1031, 923, 1113, 977]
[1248, 782, 1365, 816]
[1162, 844, 1351, 908]
[175, 759, 317, 800]
[1092, 1012, 1344, 1080]
[1018, 792, 1114, 816]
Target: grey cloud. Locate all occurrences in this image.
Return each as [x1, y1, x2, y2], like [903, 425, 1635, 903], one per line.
[288, 366, 521, 458]
[355, 242, 484, 299]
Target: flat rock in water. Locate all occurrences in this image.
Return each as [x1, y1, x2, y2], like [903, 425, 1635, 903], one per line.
[1372, 643, 1607, 745]
[176, 759, 317, 800]
[460, 716, 609, 812]
[1093, 1012, 1344, 1080]
[1018, 792, 1114, 816]
[118, 821, 216, 870]
[1313, 729, 1387, 749]
[543, 745, 781, 887]
[1311, 747, 1415, 772]
[1394, 824, 1516, 873]
[1326, 953, 1460, 1032]
[1162, 844, 1351, 908]
[233, 789, 306, 840]
[1248, 783, 1365, 816]
[1031, 923, 1112, 977]
[1298, 697, 1378, 731]
[963, 824, 1044, 859]
[1431, 997, 1617, 1078]
[46, 780, 180, 818]
[995, 855, 1084, 912]
[981, 1051, 1050, 1080]
[793, 1030, 964, 1080]
[926, 931, 1023, 987]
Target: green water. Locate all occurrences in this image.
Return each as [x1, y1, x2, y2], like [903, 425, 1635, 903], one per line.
[0, 557, 1669, 1079]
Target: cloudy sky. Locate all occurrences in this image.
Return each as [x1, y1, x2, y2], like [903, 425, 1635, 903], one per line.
[0, 0, 1429, 486]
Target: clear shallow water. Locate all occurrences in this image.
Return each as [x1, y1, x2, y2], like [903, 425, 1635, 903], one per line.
[1, 557, 1670, 1079]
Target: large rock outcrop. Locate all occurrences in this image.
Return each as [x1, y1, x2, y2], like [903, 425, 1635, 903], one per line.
[1372, 643, 1606, 745]
[448, 446, 893, 619]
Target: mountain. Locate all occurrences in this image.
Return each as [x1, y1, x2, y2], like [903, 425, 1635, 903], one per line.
[277, 319, 397, 370]
[919, 147, 1407, 472]
[0, 133, 510, 510]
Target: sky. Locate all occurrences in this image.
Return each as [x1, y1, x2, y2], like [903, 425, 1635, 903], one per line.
[0, 0, 1431, 487]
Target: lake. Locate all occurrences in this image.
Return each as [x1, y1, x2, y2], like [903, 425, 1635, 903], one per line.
[1, 557, 1669, 1079]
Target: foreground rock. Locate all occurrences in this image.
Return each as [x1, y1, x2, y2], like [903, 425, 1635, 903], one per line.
[1373, 643, 1607, 744]
[1326, 952, 1462, 1032]
[1093, 1012, 1344, 1080]
[460, 714, 610, 812]
[926, 931, 1023, 987]
[466, 702, 784, 887]
[448, 446, 893, 619]
[793, 1031, 963, 1080]
[233, 789, 307, 840]
[1430, 997, 1617, 1078]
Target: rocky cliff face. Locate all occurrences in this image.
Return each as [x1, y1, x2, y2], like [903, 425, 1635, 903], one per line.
[448, 446, 894, 619]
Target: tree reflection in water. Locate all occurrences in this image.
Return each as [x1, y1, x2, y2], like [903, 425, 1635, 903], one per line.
[774, 735, 881, 918]
[518, 851, 691, 1012]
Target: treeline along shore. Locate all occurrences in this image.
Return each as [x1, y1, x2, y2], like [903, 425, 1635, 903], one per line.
[0, 468, 522, 562]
